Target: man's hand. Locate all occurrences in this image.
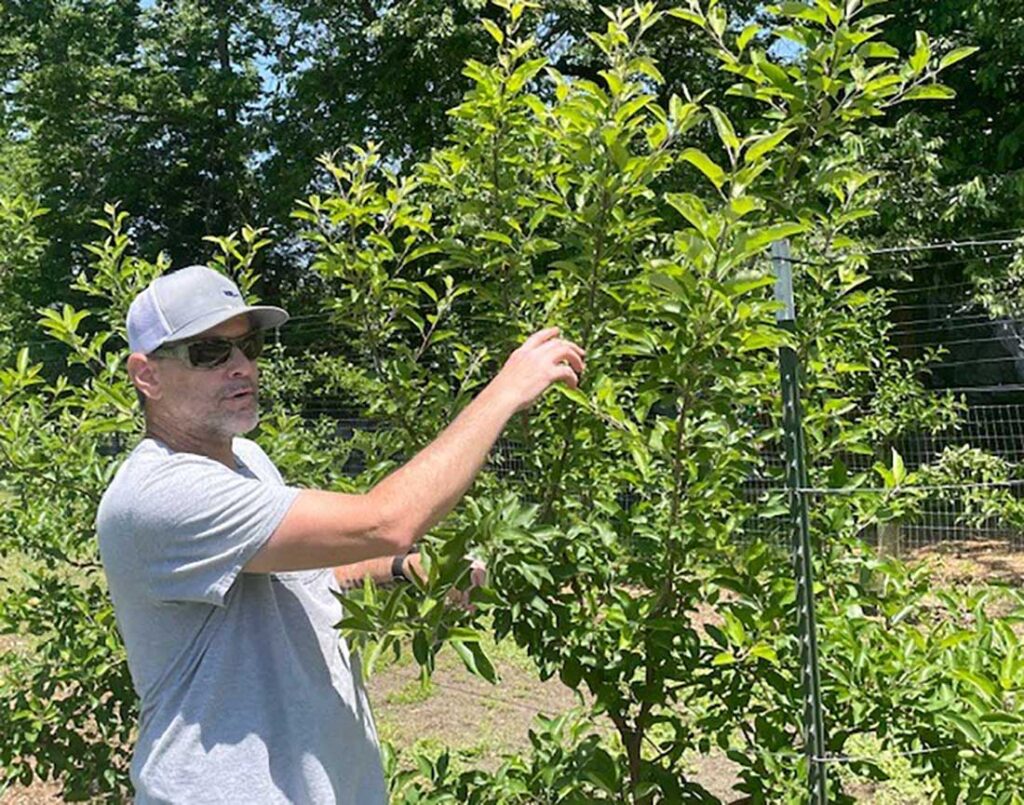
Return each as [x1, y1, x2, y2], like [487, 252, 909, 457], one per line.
[490, 327, 586, 414]
[404, 553, 487, 610]
[449, 557, 487, 611]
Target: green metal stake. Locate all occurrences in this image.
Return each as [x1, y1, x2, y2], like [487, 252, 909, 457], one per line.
[772, 239, 828, 803]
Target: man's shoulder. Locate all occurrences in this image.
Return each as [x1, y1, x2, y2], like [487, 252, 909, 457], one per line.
[232, 437, 284, 482]
[98, 440, 234, 530]
[232, 436, 268, 463]
[105, 439, 225, 491]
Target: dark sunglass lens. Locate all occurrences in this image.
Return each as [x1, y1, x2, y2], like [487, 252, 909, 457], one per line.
[188, 339, 233, 368]
[239, 331, 264, 360]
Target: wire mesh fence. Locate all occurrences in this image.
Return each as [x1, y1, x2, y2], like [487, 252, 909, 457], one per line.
[740, 405, 1024, 550]
[897, 404, 1024, 550]
[740, 236, 1024, 553]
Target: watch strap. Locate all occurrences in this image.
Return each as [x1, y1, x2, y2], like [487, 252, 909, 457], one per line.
[390, 553, 408, 582]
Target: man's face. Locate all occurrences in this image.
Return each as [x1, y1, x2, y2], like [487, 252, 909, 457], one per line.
[147, 314, 261, 438]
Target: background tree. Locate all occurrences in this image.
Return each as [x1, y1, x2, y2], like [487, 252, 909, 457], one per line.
[0, 0, 269, 311]
[880, 0, 1024, 236]
[0, 0, 766, 321]
[0, 135, 46, 351]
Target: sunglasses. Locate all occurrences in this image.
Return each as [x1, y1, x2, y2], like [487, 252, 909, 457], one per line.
[153, 330, 265, 369]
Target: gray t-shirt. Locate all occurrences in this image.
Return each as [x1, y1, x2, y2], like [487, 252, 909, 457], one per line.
[96, 437, 386, 805]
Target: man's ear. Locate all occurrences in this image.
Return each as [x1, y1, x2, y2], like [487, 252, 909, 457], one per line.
[127, 353, 162, 402]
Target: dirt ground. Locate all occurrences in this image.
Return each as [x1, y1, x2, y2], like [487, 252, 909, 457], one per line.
[3, 540, 1022, 804]
[908, 538, 1024, 586]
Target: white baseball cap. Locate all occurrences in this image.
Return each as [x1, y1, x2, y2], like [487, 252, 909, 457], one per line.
[126, 265, 289, 354]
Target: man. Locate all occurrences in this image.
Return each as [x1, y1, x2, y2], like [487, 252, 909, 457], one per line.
[96, 265, 584, 804]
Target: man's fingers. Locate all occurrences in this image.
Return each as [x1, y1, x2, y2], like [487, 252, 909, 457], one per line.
[497, 330, 587, 411]
[561, 348, 586, 374]
[520, 327, 561, 351]
[538, 338, 585, 360]
[552, 365, 580, 389]
[539, 339, 586, 373]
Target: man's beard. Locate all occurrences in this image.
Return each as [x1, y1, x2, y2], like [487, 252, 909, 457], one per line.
[208, 390, 260, 437]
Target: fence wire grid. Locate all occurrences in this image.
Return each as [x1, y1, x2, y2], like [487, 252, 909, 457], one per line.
[741, 404, 1024, 551]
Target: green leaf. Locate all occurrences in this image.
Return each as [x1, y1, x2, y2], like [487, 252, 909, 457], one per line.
[480, 230, 514, 246]
[938, 711, 984, 744]
[902, 84, 956, 101]
[451, 640, 497, 683]
[631, 57, 664, 85]
[408, 244, 443, 262]
[560, 657, 583, 688]
[665, 192, 711, 231]
[744, 127, 795, 164]
[815, 0, 841, 26]
[859, 42, 900, 60]
[891, 449, 906, 485]
[939, 46, 979, 71]
[412, 631, 429, 666]
[481, 19, 504, 45]
[708, 105, 740, 155]
[741, 328, 789, 351]
[708, 5, 727, 37]
[552, 384, 590, 408]
[749, 644, 779, 665]
[678, 148, 726, 189]
[445, 626, 482, 642]
[507, 57, 548, 94]
[951, 669, 998, 700]
[753, 54, 795, 93]
[736, 222, 808, 256]
[650, 272, 687, 298]
[728, 196, 761, 218]
[726, 275, 774, 296]
[737, 23, 760, 51]
[999, 647, 1019, 691]
[668, 8, 705, 28]
[723, 611, 747, 646]
[938, 632, 975, 651]
[582, 748, 621, 795]
[980, 712, 1022, 725]
[909, 30, 930, 75]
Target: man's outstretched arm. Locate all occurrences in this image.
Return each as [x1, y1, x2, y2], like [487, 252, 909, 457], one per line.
[245, 328, 584, 574]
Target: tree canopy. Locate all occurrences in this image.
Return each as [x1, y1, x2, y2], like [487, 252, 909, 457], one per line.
[0, 0, 766, 310]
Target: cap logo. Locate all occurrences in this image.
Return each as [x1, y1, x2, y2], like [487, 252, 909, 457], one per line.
[223, 290, 240, 298]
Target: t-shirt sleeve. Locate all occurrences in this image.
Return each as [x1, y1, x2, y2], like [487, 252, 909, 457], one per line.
[129, 454, 300, 606]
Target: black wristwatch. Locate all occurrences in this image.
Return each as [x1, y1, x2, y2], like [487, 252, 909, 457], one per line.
[391, 546, 420, 583]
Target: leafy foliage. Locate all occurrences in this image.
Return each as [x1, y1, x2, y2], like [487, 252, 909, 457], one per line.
[3, 2, 1024, 803]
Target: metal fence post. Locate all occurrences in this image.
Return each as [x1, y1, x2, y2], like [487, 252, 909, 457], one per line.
[772, 239, 828, 803]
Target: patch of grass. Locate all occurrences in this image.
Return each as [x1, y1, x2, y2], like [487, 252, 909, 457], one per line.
[0, 549, 41, 673]
[392, 725, 512, 778]
[836, 734, 938, 803]
[385, 677, 437, 706]
[367, 622, 583, 781]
